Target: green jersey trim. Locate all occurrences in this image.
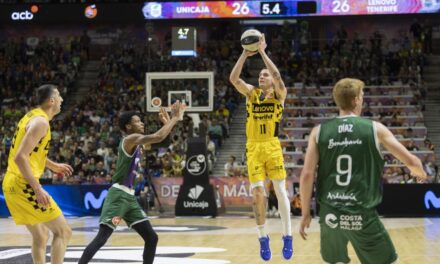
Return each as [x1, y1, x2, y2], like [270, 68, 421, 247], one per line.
[121, 137, 134, 158]
[316, 125, 321, 143]
[372, 121, 384, 159]
[336, 114, 357, 118]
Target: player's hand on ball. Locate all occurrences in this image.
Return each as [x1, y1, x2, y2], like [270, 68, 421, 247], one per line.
[242, 49, 258, 57]
[258, 33, 267, 53]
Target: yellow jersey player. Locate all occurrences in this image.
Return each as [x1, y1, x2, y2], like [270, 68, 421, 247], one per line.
[2, 84, 73, 264]
[230, 34, 292, 261]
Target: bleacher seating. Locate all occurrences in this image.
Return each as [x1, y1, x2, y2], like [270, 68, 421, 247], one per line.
[279, 83, 436, 183]
[0, 25, 437, 184]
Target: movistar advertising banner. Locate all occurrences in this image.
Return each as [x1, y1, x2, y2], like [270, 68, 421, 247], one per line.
[1, 183, 439, 217]
[377, 184, 440, 216]
[0, 184, 110, 217]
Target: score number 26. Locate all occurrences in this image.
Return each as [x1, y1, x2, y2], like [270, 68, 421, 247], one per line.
[332, 0, 350, 13]
[232, 2, 250, 15]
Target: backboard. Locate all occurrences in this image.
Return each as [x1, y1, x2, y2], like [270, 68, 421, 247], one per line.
[146, 72, 214, 112]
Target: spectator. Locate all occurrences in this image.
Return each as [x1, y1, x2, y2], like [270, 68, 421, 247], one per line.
[284, 142, 295, 152]
[160, 152, 173, 177]
[410, 18, 423, 43]
[302, 116, 315, 128]
[291, 194, 301, 216]
[170, 149, 183, 177]
[363, 106, 374, 117]
[208, 119, 224, 148]
[422, 19, 433, 54]
[215, 103, 230, 122]
[406, 140, 419, 151]
[224, 155, 240, 177]
[424, 139, 435, 151]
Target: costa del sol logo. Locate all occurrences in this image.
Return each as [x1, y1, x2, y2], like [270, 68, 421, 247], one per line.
[325, 213, 338, 229]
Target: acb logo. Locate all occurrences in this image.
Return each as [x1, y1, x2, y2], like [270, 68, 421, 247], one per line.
[11, 5, 38, 21]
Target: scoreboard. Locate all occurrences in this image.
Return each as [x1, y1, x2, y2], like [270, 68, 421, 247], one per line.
[0, 0, 438, 23]
[142, 0, 440, 19]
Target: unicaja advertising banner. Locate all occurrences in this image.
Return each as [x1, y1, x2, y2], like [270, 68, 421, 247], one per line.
[183, 138, 209, 185]
[175, 184, 218, 216]
[176, 137, 217, 216]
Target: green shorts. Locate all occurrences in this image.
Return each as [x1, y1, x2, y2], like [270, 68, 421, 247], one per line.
[99, 186, 148, 229]
[319, 204, 397, 264]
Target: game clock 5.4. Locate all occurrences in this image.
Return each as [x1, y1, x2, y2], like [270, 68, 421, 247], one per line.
[260, 2, 289, 16]
[260, 1, 316, 16]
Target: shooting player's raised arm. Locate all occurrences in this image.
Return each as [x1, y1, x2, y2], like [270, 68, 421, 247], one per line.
[258, 34, 287, 103]
[230, 50, 256, 98]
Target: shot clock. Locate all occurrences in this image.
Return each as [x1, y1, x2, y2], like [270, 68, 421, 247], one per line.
[172, 27, 197, 57]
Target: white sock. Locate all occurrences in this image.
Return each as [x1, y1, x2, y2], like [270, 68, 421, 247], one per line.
[257, 224, 267, 238]
[272, 179, 292, 236]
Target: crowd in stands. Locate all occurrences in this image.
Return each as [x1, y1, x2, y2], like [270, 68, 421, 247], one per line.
[0, 36, 86, 175]
[268, 20, 429, 89]
[0, 21, 438, 184]
[0, 30, 241, 184]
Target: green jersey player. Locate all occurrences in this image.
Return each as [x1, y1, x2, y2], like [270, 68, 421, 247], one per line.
[299, 78, 427, 264]
[79, 101, 186, 264]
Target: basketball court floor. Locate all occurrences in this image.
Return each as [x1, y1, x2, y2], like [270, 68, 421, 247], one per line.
[0, 216, 439, 263]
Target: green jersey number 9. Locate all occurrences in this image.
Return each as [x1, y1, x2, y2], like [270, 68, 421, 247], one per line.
[336, 154, 352, 186]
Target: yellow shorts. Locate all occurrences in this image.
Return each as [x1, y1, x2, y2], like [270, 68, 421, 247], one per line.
[2, 173, 62, 225]
[246, 138, 286, 184]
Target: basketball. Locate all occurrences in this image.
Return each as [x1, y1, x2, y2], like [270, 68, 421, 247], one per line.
[240, 29, 262, 52]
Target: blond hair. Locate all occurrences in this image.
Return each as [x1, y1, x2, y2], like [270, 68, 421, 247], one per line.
[332, 78, 365, 111]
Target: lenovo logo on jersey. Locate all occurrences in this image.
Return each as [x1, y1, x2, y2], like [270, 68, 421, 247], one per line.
[252, 103, 275, 113]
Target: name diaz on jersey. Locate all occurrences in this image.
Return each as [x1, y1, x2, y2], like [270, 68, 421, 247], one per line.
[327, 123, 362, 149]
